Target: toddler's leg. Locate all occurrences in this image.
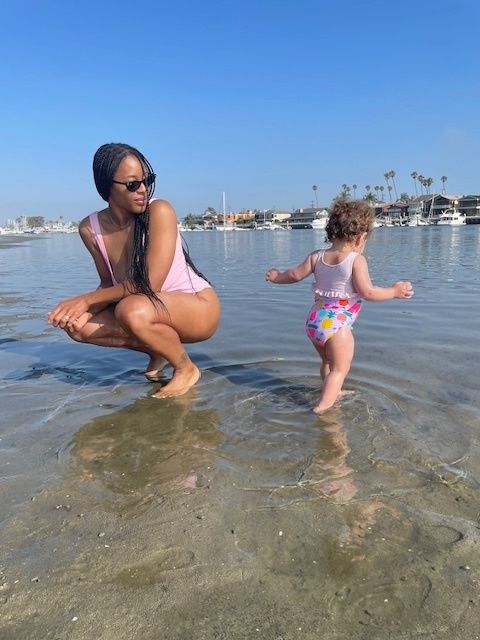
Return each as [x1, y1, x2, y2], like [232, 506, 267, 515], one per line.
[312, 342, 330, 381]
[313, 328, 354, 414]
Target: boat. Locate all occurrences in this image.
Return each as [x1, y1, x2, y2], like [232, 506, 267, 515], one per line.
[311, 217, 327, 230]
[215, 192, 235, 231]
[407, 214, 429, 227]
[436, 208, 466, 226]
[256, 221, 284, 231]
[289, 208, 329, 229]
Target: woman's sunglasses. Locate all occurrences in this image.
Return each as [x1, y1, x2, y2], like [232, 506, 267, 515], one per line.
[112, 173, 156, 192]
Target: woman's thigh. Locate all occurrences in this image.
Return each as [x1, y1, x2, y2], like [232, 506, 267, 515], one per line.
[116, 288, 221, 343]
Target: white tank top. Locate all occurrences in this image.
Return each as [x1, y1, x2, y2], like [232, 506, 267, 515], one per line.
[312, 250, 360, 299]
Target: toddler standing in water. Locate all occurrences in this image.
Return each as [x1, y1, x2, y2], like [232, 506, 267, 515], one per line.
[266, 199, 414, 413]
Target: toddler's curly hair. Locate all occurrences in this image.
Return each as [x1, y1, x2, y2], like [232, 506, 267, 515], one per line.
[325, 199, 375, 242]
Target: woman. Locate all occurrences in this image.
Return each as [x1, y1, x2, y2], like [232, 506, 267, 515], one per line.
[48, 143, 220, 398]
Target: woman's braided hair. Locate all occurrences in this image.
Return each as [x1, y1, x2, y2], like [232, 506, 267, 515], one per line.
[325, 198, 375, 242]
[92, 143, 209, 303]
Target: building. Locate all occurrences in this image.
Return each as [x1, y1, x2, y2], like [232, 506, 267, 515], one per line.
[406, 194, 460, 221]
[459, 195, 480, 223]
[378, 201, 409, 224]
[289, 207, 329, 229]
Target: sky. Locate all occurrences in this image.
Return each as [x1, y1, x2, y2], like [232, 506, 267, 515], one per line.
[1, 0, 479, 223]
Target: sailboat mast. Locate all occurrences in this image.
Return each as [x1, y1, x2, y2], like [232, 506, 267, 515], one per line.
[222, 191, 226, 225]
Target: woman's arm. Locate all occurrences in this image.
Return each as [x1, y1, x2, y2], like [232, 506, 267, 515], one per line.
[48, 202, 179, 328]
[144, 199, 178, 291]
[352, 254, 414, 300]
[78, 217, 116, 290]
[48, 217, 131, 329]
[266, 252, 317, 284]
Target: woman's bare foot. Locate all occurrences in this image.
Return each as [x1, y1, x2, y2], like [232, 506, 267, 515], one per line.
[151, 362, 201, 398]
[144, 356, 169, 382]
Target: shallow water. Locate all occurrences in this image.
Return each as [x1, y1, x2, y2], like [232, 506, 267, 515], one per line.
[1, 227, 480, 639]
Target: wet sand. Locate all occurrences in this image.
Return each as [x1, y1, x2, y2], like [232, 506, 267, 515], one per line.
[2, 385, 480, 640]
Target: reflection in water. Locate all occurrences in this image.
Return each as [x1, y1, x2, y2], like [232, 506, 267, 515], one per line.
[305, 409, 402, 564]
[70, 394, 222, 495]
[305, 409, 358, 504]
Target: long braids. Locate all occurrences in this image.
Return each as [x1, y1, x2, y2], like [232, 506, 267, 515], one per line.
[93, 143, 210, 303]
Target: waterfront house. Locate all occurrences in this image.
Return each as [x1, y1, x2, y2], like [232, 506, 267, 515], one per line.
[289, 207, 329, 229]
[459, 195, 480, 223]
[380, 201, 409, 225]
[429, 195, 460, 222]
[407, 194, 459, 222]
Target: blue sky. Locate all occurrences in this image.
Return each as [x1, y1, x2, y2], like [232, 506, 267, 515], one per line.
[1, 0, 479, 223]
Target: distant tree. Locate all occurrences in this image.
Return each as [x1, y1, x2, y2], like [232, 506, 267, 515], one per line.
[399, 192, 412, 203]
[383, 172, 391, 201]
[352, 184, 358, 198]
[411, 171, 418, 197]
[184, 214, 203, 228]
[363, 192, 376, 203]
[379, 185, 385, 200]
[365, 185, 371, 194]
[417, 175, 425, 195]
[440, 175, 448, 194]
[27, 216, 45, 228]
[339, 184, 351, 198]
[388, 185, 393, 200]
[389, 170, 398, 200]
[203, 206, 217, 216]
[425, 177, 433, 194]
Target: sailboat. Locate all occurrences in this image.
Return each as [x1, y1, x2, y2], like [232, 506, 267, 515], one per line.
[215, 192, 235, 231]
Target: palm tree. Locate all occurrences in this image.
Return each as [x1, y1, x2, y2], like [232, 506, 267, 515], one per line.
[379, 185, 385, 201]
[383, 172, 391, 201]
[340, 184, 351, 198]
[411, 171, 418, 197]
[388, 170, 398, 200]
[417, 175, 425, 195]
[312, 185, 319, 207]
[440, 175, 448, 194]
[365, 185, 371, 194]
[388, 185, 393, 200]
[352, 184, 358, 198]
[425, 177, 433, 194]
[374, 185, 381, 201]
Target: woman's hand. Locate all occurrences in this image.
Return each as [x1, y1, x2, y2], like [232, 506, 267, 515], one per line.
[393, 281, 414, 299]
[265, 268, 279, 282]
[47, 294, 92, 330]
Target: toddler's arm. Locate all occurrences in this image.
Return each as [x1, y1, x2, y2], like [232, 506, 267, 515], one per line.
[266, 252, 316, 284]
[352, 254, 414, 300]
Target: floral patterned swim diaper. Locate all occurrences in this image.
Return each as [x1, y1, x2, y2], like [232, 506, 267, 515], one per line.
[305, 297, 362, 347]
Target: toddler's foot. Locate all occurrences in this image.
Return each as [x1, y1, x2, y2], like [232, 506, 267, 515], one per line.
[313, 390, 355, 414]
[144, 356, 169, 382]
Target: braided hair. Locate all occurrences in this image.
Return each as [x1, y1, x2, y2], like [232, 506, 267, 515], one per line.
[92, 143, 210, 303]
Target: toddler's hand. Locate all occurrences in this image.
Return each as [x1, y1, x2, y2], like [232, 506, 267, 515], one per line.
[265, 268, 279, 282]
[394, 281, 414, 299]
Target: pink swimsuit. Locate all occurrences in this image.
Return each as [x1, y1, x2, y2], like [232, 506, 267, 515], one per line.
[305, 250, 362, 347]
[89, 212, 210, 293]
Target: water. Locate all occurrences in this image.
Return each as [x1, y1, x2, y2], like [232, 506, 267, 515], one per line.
[1, 227, 480, 639]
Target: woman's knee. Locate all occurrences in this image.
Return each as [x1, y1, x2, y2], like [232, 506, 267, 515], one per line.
[66, 325, 90, 344]
[115, 296, 158, 334]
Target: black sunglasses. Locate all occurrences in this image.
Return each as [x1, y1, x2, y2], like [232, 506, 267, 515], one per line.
[112, 173, 156, 192]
